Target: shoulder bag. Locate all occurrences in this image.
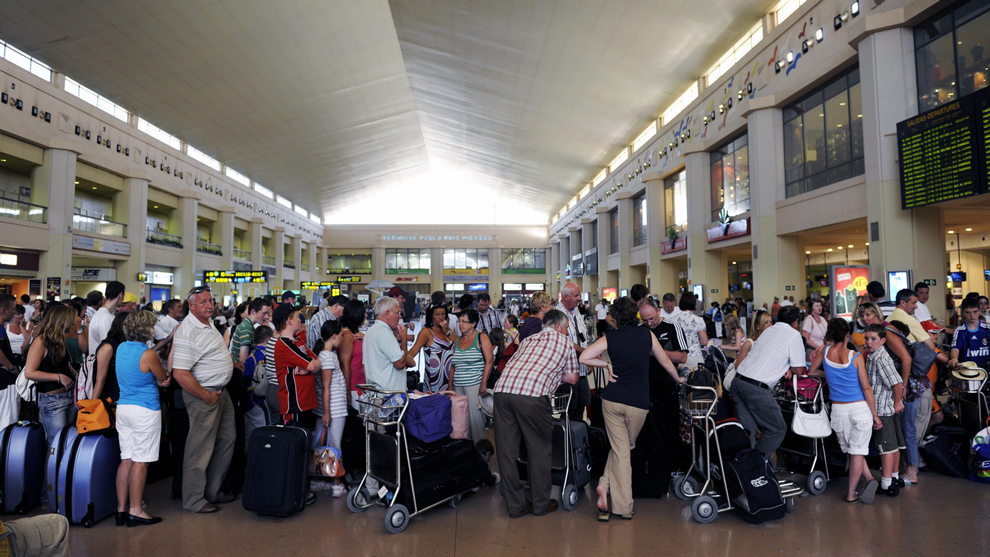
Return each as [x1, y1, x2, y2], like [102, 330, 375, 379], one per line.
[790, 375, 832, 438]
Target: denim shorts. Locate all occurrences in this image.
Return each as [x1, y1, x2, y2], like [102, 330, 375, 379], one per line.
[38, 391, 75, 447]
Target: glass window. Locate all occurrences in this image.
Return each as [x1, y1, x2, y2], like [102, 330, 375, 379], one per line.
[915, 1, 990, 110]
[609, 209, 619, 254]
[443, 249, 489, 269]
[385, 249, 431, 273]
[328, 254, 372, 273]
[589, 220, 598, 249]
[783, 67, 864, 197]
[633, 192, 647, 247]
[710, 134, 750, 221]
[502, 248, 547, 271]
[665, 170, 688, 236]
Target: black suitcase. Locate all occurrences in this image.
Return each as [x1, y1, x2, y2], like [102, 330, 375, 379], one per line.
[342, 406, 366, 477]
[552, 420, 592, 488]
[631, 406, 671, 499]
[919, 425, 970, 478]
[243, 425, 310, 517]
[397, 437, 479, 509]
[724, 448, 785, 524]
[588, 425, 610, 478]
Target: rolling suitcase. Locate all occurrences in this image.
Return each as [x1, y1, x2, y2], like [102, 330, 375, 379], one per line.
[243, 425, 309, 517]
[58, 433, 121, 527]
[552, 419, 592, 489]
[399, 436, 480, 509]
[45, 425, 78, 514]
[0, 421, 47, 514]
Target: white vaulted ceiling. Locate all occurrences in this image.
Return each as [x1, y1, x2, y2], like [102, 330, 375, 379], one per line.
[0, 0, 774, 225]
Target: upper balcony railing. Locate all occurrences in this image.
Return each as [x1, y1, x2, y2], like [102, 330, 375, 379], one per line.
[73, 210, 126, 237]
[0, 197, 47, 224]
[146, 228, 183, 248]
[233, 248, 252, 261]
[196, 240, 222, 256]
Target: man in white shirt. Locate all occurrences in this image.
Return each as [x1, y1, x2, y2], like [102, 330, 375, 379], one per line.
[556, 283, 589, 421]
[659, 293, 681, 320]
[595, 299, 610, 339]
[363, 297, 415, 391]
[88, 281, 125, 353]
[731, 305, 806, 460]
[154, 299, 182, 341]
[20, 295, 34, 323]
[779, 295, 793, 307]
[912, 282, 933, 323]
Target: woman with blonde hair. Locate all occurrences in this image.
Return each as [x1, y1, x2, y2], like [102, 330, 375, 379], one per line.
[733, 309, 772, 369]
[23, 304, 78, 446]
[518, 291, 554, 342]
[114, 310, 170, 527]
[720, 313, 746, 353]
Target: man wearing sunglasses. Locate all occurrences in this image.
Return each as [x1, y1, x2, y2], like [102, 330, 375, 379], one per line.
[172, 285, 236, 514]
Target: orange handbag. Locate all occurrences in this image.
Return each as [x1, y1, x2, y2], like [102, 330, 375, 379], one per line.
[76, 398, 116, 435]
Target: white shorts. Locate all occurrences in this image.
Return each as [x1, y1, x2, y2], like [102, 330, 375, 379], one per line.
[117, 404, 162, 463]
[830, 401, 873, 456]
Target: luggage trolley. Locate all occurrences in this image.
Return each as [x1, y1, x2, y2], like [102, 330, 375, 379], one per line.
[510, 388, 585, 511]
[345, 385, 479, 534]
[773, 375, 834, 495]
[673, 385, 803, 523]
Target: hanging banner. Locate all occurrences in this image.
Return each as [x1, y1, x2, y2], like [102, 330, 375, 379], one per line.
[829, 265, 871, 320]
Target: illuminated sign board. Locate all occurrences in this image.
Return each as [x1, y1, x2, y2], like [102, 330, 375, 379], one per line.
[301, 281, 337, 289]
[204, 270, 268, 284]
[337, 276, 362, 283]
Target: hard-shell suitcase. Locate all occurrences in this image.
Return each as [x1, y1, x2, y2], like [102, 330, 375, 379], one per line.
[0, 421, 47, 514]
[57, 433, 121, 527]
[243, 425, 310, 517]
[45, 425, 78, 513]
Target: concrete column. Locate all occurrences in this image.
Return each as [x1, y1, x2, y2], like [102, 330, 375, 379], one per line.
[644, 173, 680, 295]
[273, 228, 285, 290]
[860, 27, 946, 319]
[31, 149, 76, 299]
[216, 209, 235, 299]
[176, 196, 198, 294]
[616, 195, 634, 289]
[488, 247, 501, 300]
[249, 219, 263, 271]
[748, 107, 802, 306]
[685, 152, 728, 298]
[372, 247, 385, 281]
[581, 220, 595, 296]
[308, 242, 317, 278]
[595, 208, 613, 297]
[290, 235, 302, 288]
[568, 228, 582, 293]
[549, 240, 559, 296]
[431, 247, 444, 293]
[116, 177, 149, 297]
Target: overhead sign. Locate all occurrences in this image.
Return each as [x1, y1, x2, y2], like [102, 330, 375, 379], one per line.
[661, 237, 687, 255]
[706, 218, 750, 243]
[337, 275, 362, 282]
[149, 271, 174, 285]
[301, 281, 337, 289]
[72, 268, 117, 281]
[72, 235, 131, 255]
[444, 268, 490, 276]
[205, 270, 268, 283]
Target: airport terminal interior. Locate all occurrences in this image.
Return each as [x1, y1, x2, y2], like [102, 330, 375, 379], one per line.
[2, 0, 990, 555]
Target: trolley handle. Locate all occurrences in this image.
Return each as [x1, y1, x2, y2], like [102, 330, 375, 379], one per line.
[355, 384, 407, 397]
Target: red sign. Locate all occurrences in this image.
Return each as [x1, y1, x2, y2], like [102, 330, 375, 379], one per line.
[602, 287, 618, 301]
[706, 218, 750, 243]
[394, 277, 419, 282]
[831, 266, 871, 319]
[661, 237, 687, 254]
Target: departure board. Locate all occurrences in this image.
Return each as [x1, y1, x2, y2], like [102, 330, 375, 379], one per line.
[897, 96, 981, 209]
[204, 270, 268, 283]
[977, 87, 990, 191]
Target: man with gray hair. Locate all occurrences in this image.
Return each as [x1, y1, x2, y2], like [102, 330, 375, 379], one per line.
[363, 297, 416, 391]
[556, 282, 589, 421]
[493, 308, 579, 518]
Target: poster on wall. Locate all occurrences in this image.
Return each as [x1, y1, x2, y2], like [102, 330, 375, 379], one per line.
[829, 265, 870, 320]
[602, 287, 617, 302]
[29, 279, 41, 296]
[46, 276, 61, 300]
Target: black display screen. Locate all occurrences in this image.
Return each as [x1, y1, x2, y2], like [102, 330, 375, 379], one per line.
[897, 95, 981, 209]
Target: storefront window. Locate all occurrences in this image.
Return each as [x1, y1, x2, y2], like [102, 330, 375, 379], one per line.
[632, 192, 647, 246]
[328, 254, 372, 273]
[783, 67, 864, 197]
[501, 248, 546, 273]
[609, 209, 619, 254]
[710, 134, 750, 221]
[443, 249, 489, 269]
[385, 248, 431, 274]
[915, 0, 990, 111]
[664, 170, 687, 235]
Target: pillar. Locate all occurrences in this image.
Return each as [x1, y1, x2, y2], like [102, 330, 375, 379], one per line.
[685, 152, 728, 299]
[581, 220, 595, 297]
[644, 173, 680, 295]
[176, 196, 198, 295]
[116, 177, 149, 297]
[748, 107, 803, 306]
[431, 247, 445, 293]
[31, 149, 76, 299]
[860, 27, 946, 319]
[616, 195, 634, 289]
[273, 228, 285, 291]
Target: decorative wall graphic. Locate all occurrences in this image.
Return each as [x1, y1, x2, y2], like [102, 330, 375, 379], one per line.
[718, 76, 735, 130]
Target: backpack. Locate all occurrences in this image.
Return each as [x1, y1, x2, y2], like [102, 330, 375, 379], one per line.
[724, 448, 785, 524]
[246, 351, 267, 397]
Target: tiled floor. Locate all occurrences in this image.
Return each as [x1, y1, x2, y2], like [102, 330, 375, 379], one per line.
[35, 464, 990, 556]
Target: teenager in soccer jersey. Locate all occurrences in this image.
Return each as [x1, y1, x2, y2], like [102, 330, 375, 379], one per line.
[949, 297, 990, 369]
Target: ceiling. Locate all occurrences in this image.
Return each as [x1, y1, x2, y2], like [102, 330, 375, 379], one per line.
[1, 0, 775, 225]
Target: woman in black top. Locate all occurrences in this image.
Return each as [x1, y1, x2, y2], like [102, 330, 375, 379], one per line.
[580, 297, 683, 521]
[93, 311, 129, 402]
[23, 304, 78, 446]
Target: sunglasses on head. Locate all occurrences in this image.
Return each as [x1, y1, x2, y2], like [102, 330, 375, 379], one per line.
[189, 285, 212, 295]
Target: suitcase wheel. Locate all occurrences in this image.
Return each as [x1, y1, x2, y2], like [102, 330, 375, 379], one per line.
[447, 494, 462, 509]
[82, 518, 94, 528]
[562, 484, 578, 511]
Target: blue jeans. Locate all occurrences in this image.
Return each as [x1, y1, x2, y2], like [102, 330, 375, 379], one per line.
[38, 391, 74, 447]
[901, 389, 932, 467]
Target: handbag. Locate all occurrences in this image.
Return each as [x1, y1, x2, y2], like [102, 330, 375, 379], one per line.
[310, 426, 345, 477]
[789, 376, 831, 438]
[14, 369, 35, 401]
[687, 365, 722, 401]
[723, 362, 737, 391]
[442, 391, 469, 439]
[887, 327, 938, 378]
[76, 397, 116, 435]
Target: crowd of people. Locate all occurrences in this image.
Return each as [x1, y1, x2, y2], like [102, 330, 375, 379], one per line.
[0, 273, 980, 543]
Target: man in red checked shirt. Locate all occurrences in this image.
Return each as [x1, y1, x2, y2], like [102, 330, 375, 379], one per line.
[492, 309, 578, 519]
[271, 304, 321, 428]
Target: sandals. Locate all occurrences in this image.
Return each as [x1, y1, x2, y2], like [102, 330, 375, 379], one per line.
[596, 486, 610, 522]
[860, 480, 878, 505]
[597, 507, 610, 522]
[844, 495, 860, 503]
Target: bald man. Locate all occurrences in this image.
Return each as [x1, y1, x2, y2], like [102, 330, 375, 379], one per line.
[556, 282, 590, 421]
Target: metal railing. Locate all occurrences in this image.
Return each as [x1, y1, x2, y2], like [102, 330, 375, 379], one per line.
[233, 248, 252, 261]
[0, 197, 47, 224]
[301, 263, 310, 272]
[284, 260, 296, 269]
[146, 228, 183, 248]
[262, 255, 275, 266]
[196, 240, 222, 256]
[73, 211, 126, 237]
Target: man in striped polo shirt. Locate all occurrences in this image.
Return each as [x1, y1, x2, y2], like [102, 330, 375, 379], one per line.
[493, 309, 579, 518]
[172, 285, 236, 514]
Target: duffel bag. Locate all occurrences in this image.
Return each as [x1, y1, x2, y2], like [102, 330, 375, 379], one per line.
[406, 394, 453, 443]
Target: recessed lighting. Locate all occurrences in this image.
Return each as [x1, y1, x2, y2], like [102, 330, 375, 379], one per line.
[865, 242, 869, 246]
[948, 230, 955, 234]
[805, 251, 811, 254]
[837, 246, 843, 250]
[74, 181, 79, 185]
[732, 261, 737, 265]
[153, 205, 159, 209]
[92, 186, 97, 190]
[827, 248, 833, 252]
[966, 228, 973, 231]
[848, 245, 853, 248]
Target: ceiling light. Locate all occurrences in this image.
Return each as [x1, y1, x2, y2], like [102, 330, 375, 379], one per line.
[153, 205, 159, 209]
[92, 186, 97, 190]
[851, 2, 860, 16]
[848, 244, 853, 248]
[827, 248, 833, 252]
[805, 251, 811, 254]
[837, 246, 843, 250]
[816, 28, 824, 42]
[74, 181, 79, 185]
[966, 228, 973, 231]
[786, 51, 794, 63]
[865, 242, 869, 246]
[948, 230, 955, 234]
[732, 261, 737, 265]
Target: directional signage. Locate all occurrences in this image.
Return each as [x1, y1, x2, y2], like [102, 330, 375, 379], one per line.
[204, 270, 268, 283]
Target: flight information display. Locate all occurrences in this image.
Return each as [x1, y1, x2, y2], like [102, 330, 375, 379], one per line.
[204, 270, 268, 283]
[978, 87, 990, 192]
[897, 95, 982, 209]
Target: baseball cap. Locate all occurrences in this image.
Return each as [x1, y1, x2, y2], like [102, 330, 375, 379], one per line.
[387, 286, 409, 298]
[920, 320, 945, 333]
[271, 303, 295, 327]
[281, 290, 297, 302]
[123, 292, 139, 304]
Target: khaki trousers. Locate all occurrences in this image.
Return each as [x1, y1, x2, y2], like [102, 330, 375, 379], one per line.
[182, 389, 236, 512]
[598, 399, 648, 516]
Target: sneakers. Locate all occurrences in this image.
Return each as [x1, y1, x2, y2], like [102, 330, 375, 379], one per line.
[331, 483, 347, 498]
[878, 484, 900, 497]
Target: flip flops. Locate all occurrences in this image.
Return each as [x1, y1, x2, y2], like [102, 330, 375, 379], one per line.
[860, 480, 878, 505]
